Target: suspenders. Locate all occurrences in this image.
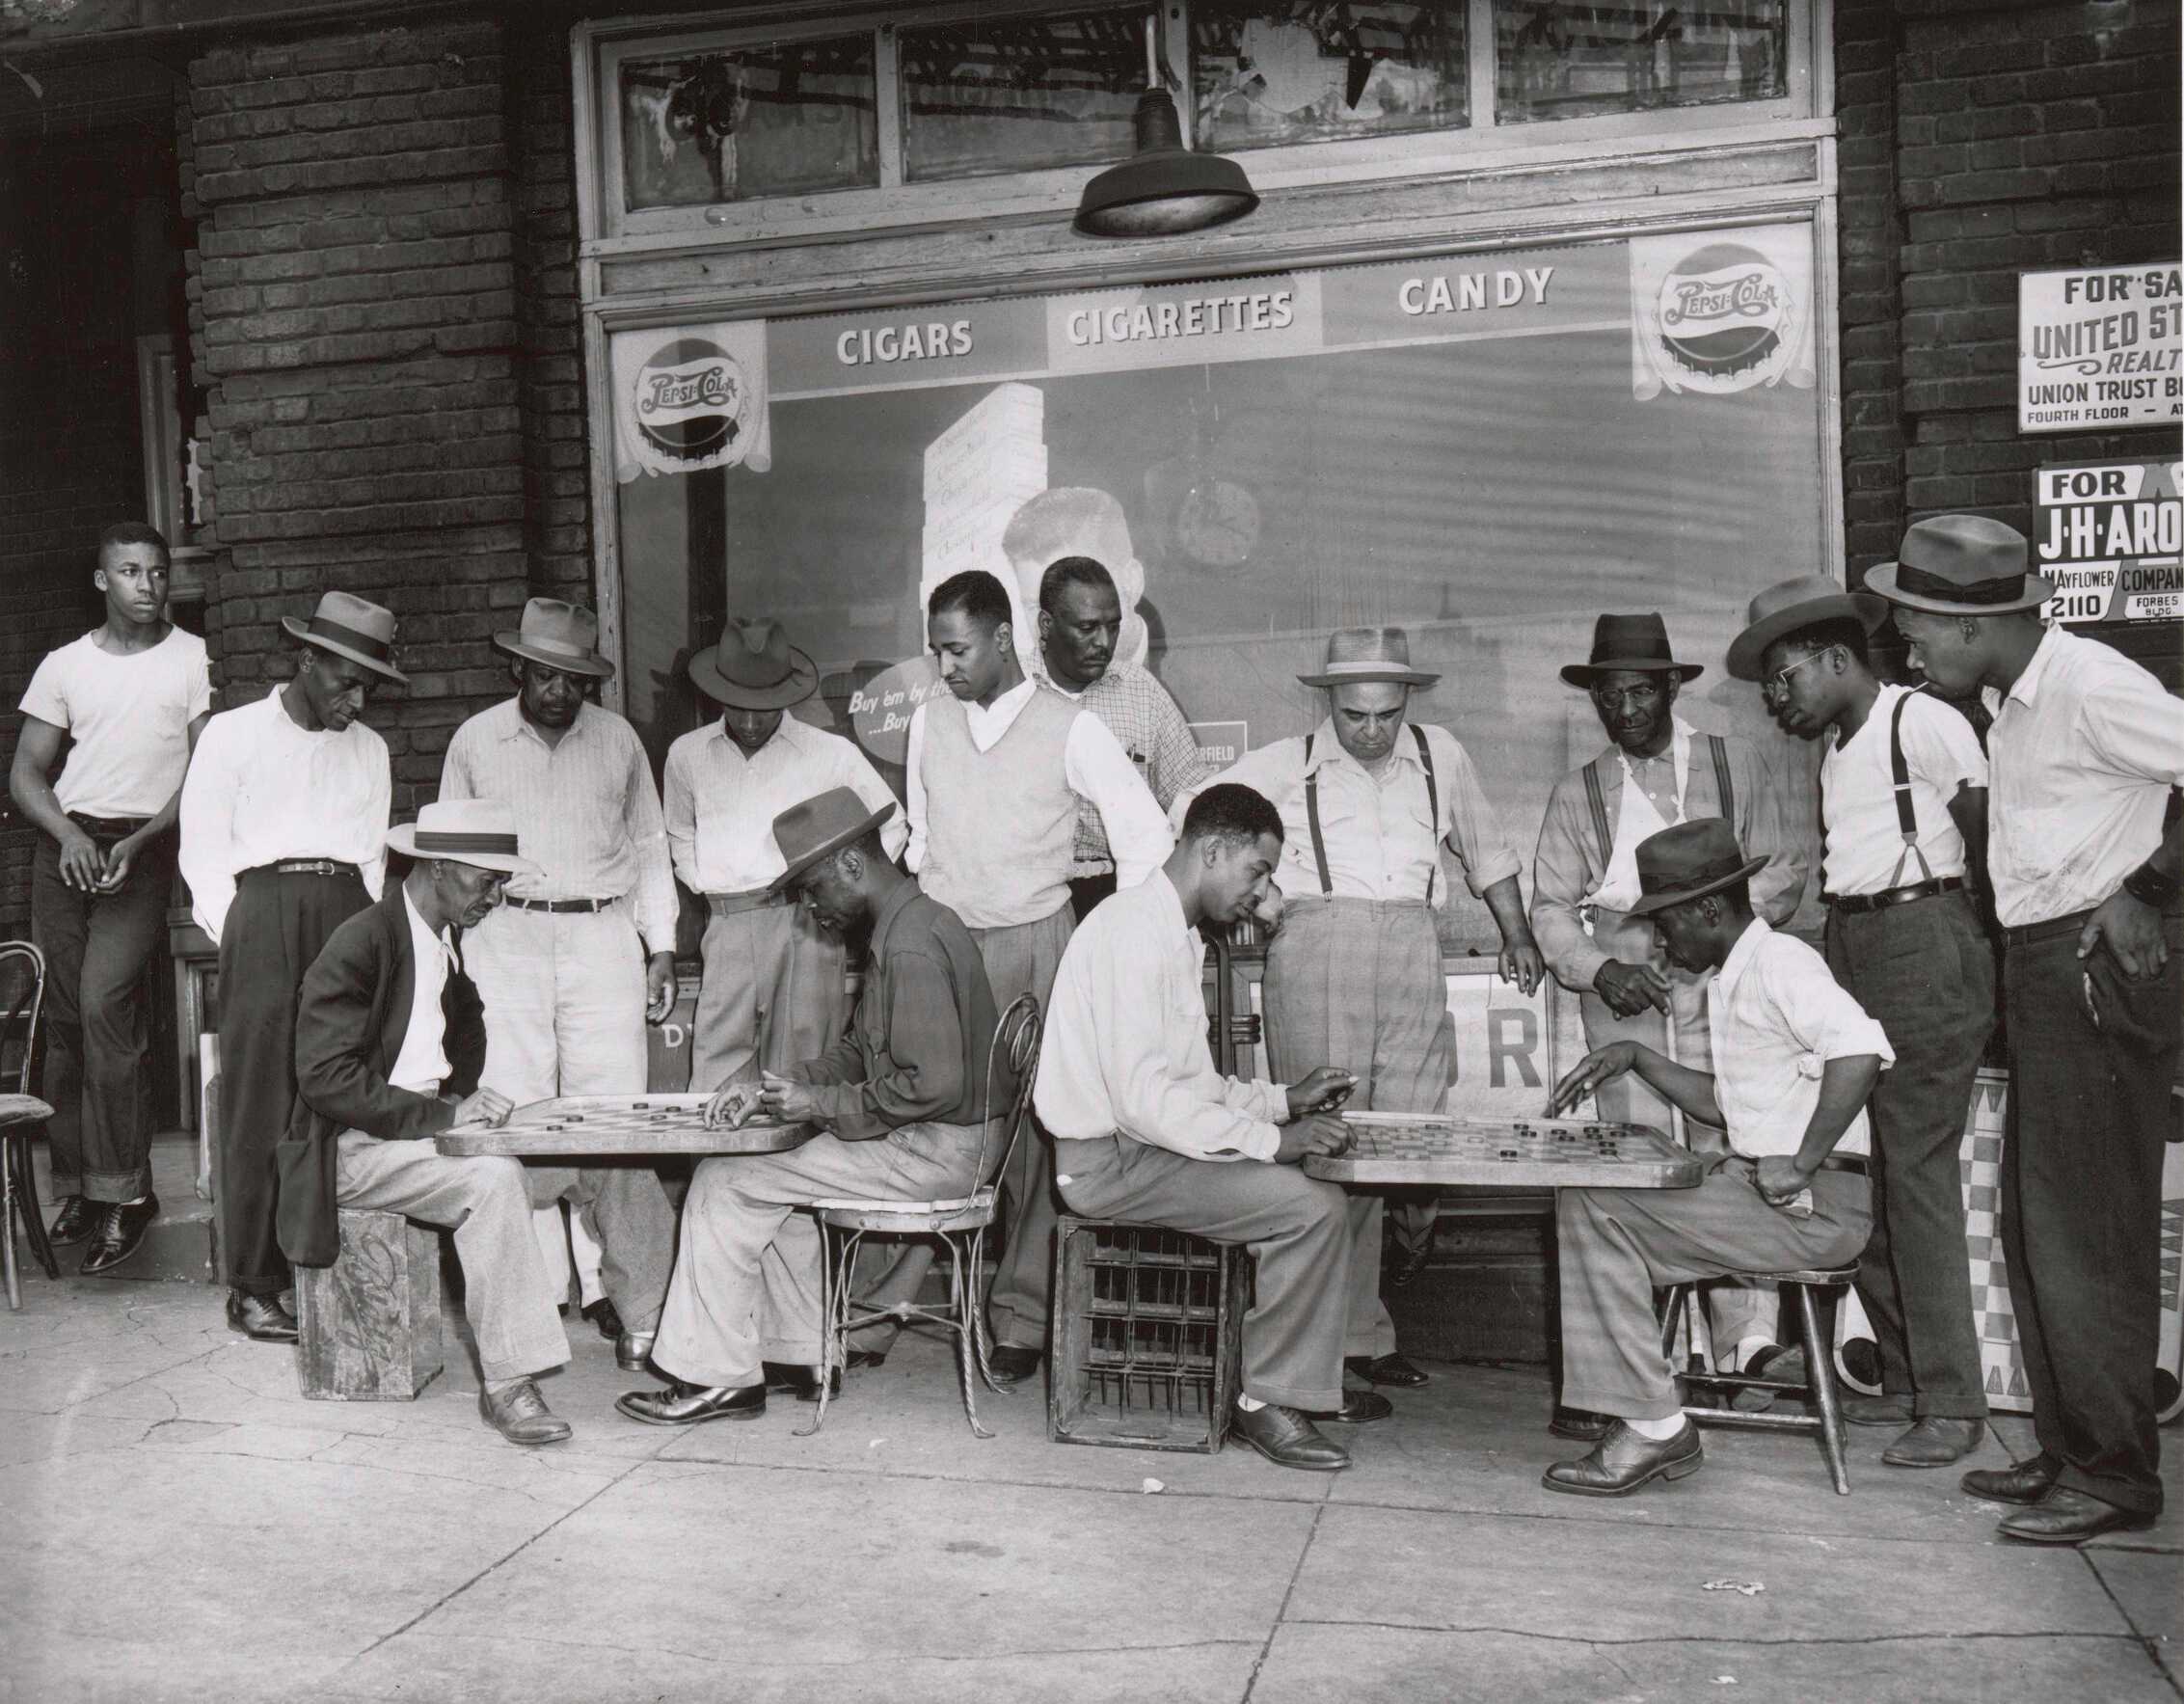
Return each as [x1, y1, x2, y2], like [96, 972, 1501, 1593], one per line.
[1581, 734, 1734, 866]
[1884, 687, 1937, 890]
[1302, 723, 1439, 902]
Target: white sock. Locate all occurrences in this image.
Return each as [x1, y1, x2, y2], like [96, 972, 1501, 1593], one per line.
[1235, 1393, 1266, 1412]
[1624, 1413, 1686, 1441]
[1731, 1335, 1777, 1373]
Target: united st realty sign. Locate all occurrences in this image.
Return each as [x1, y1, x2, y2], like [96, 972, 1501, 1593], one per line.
[2017, 263, 2183, 434]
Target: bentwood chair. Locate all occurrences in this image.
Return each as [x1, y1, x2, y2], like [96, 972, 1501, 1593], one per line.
[0, 941, 61, 1311]
[802, 993, 1043, 1439]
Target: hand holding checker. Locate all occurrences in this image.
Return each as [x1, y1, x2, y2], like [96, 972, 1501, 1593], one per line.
[704, 1071, 819, 1131]
[1285, 1067, 1359, 1118]
[1546, 1041, 1640, 1119]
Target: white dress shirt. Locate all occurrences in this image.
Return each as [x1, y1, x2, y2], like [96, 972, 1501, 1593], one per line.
[1707, 918, 1892, 1161]
[663, 716, 905, 894]
[177, 687, 391, 944]
[1982, 625, 2184, 928]
[903, 677, 1173, 891]
[1037, 869, 1290, 1164]
[440, 698, 679, 955]
[389, 886, 455, 1097]
[1820, 685, 1988, 896]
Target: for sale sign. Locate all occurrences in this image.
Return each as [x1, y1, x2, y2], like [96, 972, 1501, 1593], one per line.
[2034, 460, 2184, 625]
[2018, 264, 2184, 433]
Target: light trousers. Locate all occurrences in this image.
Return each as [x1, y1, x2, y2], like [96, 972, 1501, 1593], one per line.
[689, 900, 849, 1097]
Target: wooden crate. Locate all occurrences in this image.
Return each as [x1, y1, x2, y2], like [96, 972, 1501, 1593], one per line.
[295, 1208, 445, 1401]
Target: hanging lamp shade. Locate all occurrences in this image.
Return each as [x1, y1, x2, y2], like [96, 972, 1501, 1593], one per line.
[1073, 87, 1258, 238]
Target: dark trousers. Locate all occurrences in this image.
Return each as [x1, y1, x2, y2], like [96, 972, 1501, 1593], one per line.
[217, 867, 370, 1295]
[2003, 916, 2181, 1515]
[1826, 891, 1994, 1419]
[1067, 872, 1118, 923]
[30, 823, 175, 1204]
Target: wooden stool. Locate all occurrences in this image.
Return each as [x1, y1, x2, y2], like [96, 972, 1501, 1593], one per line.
[295, 1208, 445, 1400]
[1662, 1266, 1858, 1495]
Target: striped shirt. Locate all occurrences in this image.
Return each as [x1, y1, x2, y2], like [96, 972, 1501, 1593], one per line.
[440, 698, 678, 956]
[1051, 661, 1213, 878]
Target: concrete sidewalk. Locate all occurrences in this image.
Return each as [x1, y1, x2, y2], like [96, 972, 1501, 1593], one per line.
[2, 1264, 2176, 1704]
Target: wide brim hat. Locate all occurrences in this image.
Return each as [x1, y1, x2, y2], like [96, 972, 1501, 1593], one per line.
[690, 616, 820, 710]
[1726, 577, 1890, 682]
[768, 787, 897, 895]
[1298, 625, 1440, 689]
[1624, 819, 1767, 918]
[495, 597, 616, 679]
[1867, 514, 2053, 614]
[386, 799, 540, 877]
[281, 590, 409, 685]
[1560, 611, 1704, 688]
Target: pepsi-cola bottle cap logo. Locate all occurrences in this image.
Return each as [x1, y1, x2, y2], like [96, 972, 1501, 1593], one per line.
[1655, 242, 1791, 381]
[634, 337, 751, 462]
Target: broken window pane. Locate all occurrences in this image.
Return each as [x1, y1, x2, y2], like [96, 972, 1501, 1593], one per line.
[1192, 2, 1469, 151]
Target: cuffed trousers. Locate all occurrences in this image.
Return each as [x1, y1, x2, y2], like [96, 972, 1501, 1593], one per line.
[32, 825, 174, 1204]
[1558, 1160, 1871, 1421]
[1056, 1133, 1352, 1413]
[1826, 891, 1993, 1420]
[689, 900, 849, 1096]
[333, 1132, 569, 1382]
[653, 1122, 987, 1389]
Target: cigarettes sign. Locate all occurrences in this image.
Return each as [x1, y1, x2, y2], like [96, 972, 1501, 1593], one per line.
[2017, 264, 2184, 434]
[2035, 460, 2184, 625]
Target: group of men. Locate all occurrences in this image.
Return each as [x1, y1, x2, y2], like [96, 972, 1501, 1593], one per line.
[13, 509, 2178, 1543]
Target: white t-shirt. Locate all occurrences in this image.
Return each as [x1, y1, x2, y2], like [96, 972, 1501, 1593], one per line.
[1820, 685, 1988, 896]
[18, 627, 211, 818]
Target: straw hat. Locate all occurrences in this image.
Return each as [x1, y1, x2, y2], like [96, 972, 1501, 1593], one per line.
[495, 597, 615, 679]
[386, 798, 540, 877]
[1297, 627, 1439, 689]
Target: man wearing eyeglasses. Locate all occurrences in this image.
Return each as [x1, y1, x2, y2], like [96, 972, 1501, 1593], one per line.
[1531, 613, 1807, 1431]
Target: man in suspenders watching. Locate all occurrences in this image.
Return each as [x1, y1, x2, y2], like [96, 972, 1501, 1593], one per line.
[1190, 627, 1543, 1408]
[1532, 613, 1808, 1427]
[1730, 577, 1994, 1470]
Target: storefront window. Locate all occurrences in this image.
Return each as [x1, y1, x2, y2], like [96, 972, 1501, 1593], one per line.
[1495, 1, 1787, 125]
[617, 33, 878, 208]
[1191, 1, 1469, 149]
[607, 224, 1824, 947]
[899, 6, 1153, 182]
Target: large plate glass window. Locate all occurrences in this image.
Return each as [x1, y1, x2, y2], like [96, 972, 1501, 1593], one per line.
[1494, 1, 1789, 125]
[1190, 1, 1469, 150]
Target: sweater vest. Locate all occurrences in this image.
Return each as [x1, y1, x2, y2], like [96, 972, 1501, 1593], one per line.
[919, 687, 1079, 929]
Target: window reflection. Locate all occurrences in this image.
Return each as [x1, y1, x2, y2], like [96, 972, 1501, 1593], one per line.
[1495, 2, 1786, 124]
[620, 36, 878, 209]
[1193, 1, 1469, 148]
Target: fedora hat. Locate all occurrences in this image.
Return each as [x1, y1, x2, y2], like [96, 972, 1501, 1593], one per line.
[1866, 515, 2053, 614]
[689, 616, 820, 710]
[280, 590, 409, 685]
[1726, 576, 1890, 682]
[495, 597, 615, 679]
[386, 798, 540, 877]
[1625, 819, 1768, 918]
[1298, 627, 1440, 690]
[768, 787, 897, 895]
[1560, 613, 1704, 688]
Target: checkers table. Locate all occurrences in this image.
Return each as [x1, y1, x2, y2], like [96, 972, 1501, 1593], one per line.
[434, 1094, 810, 1157]
[1303, 1112, 1703, 1190]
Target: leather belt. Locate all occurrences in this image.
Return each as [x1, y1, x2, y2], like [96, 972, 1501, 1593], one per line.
[256, 860, 361, 879]
[1824, 877, 1965, 914]
[707, 889, 786, 917]
[505, 895, 618, 914]
[67, 812, 149, 837]
[2003, 906, 2094, 949]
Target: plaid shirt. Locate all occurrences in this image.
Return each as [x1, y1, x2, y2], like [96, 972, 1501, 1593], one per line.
[1056, 661, 1212, 878]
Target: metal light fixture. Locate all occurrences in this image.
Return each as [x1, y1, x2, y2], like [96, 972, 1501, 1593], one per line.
[1074, 18, 1258, 238]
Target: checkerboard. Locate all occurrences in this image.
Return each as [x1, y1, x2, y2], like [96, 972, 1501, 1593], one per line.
[1958, 1070, 2029, 1414]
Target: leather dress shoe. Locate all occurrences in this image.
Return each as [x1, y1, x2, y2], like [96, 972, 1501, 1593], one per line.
[46, 1195, 100, 1247]
[1230, 1402, 1351, 1472]
[615, 1331, 656, 1374]
[480, 1378, 572, 1447]
[1998, 1487, 2157, 1546]
[1962, 1456, 2061, 1507]
[226, 1289, 299, 1343]
[1313, 1389, 1393, 1424]
[846, 1348, 888, 1371]
[763, 1362, 841, 1402]
[617, 1380, 767, 1426]
[80, 1194, 158, 1277]
[1550, 1405, 1614, 1443]
[1730, 1344, 1803, 1413]
[1345, 1352, 1428, 1388]
[1543, 1420, 1704, 1497]
[988, 1344, 1043, 1385]
[1842, 1392, 1916, 1427]
[580, 1297, 625, 1342]
[1882, 1417, 1984, 1469]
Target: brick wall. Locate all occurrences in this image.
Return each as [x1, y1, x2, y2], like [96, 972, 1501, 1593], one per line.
[1837, 0, 2182, 644]
[184, 16, 536, 815]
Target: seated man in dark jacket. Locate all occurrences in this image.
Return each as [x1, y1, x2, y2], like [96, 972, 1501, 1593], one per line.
[284, 798, 576, 1447]
[619, 787, 1000, 1426]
